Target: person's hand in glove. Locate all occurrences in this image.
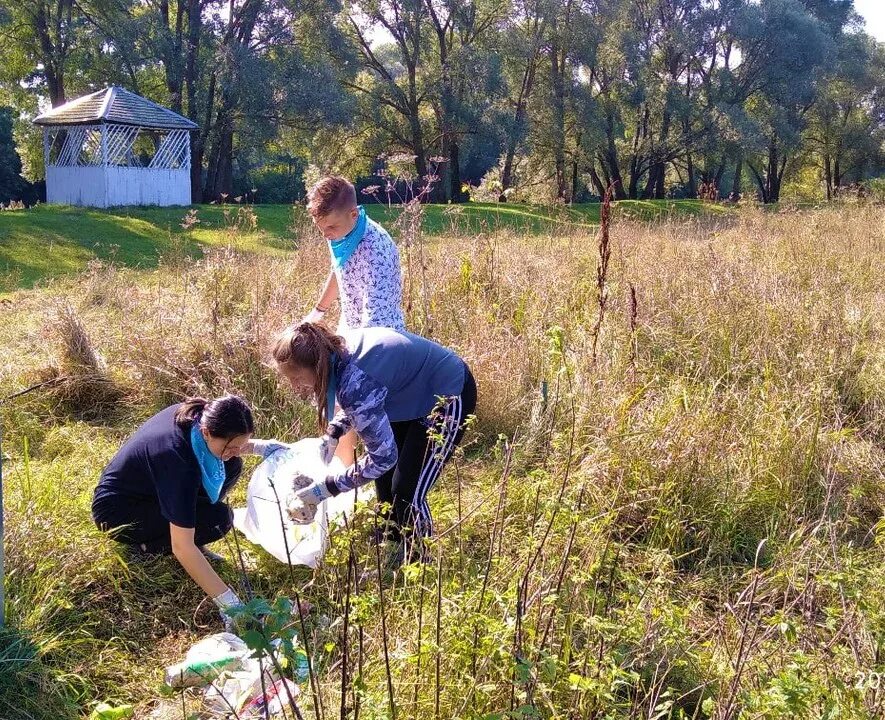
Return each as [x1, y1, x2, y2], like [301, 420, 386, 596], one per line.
[247, 439, 294, 459]
[286, 476, 334, 525]
[319, 433, 338, 465]
[212, 587, 248, 634]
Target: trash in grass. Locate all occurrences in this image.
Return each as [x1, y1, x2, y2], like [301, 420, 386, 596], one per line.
[164, 633, 250, 688]
[168, 632, 311, 717]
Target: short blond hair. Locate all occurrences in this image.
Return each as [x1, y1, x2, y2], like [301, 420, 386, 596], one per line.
[307, 176, 357, 218]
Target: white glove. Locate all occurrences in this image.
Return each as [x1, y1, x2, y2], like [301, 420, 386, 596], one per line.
[319, 433, 338, 464]
[252, 439, 292, 459]
[212, 587, 244, 633]
[286, 478, 334, 525]
[297, 479, 333, 505]
[302, 307, 326, 324]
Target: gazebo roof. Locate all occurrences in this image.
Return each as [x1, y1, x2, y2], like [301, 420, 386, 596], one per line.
[34, 87, 198, 131]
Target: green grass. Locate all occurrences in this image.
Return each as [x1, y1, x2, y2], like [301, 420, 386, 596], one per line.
[0, 200, 726, 289]
[2, 203, 881, 719]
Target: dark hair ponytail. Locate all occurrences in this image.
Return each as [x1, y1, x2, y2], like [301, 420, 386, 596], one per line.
[175, 394, 255, 439]
[271, 322, 347, 432]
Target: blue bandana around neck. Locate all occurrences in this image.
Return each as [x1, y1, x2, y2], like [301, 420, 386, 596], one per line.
[190, 419, 226, 503]
[329, 206, 367, 270]
[326, 353, 339, 424]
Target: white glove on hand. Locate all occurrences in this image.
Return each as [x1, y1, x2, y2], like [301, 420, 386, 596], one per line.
[319, 433, 338, 464]
[253, 439, 291, 459]
[286, 477, 334, 525]
[302, 308, 326, 324]
[212, 587, 244, 633]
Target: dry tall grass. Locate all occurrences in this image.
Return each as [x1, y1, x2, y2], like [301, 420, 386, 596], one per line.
[0, 204, 883, 719]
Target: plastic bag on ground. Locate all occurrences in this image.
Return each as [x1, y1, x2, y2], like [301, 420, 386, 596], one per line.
[233, 438, 372, 567]
[164, 633, 249, 688]
[203, 639, 303, 717]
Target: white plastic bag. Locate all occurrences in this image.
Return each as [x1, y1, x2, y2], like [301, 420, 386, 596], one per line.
[233, 438, 370, 568]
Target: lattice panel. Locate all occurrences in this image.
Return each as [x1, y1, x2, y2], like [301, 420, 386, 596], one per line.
[46, 126, 102, 167]
[105, 125, 141, 167]
[149, 129, 190, 170]
[45, 125, 191, 169]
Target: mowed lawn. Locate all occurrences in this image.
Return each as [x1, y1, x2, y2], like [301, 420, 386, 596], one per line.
[0, 200, 727, 289]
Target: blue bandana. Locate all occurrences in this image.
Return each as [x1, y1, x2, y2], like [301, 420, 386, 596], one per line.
[190, 420, 226, 503]
[327, 353, 339, 424]
[328, 206, 367, 270]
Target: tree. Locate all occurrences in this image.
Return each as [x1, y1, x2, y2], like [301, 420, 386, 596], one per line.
[805, 32, 885, 198]
[734, 0, 836, 203]
[0, 0, 95, 107]
[0, 107, 26, 203]
[497, 0, 547, 199]
[422, 0, 507, 201]
[343, 0, 433, 183]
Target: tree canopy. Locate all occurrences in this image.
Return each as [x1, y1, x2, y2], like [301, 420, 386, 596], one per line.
[1, 0, 882, 204]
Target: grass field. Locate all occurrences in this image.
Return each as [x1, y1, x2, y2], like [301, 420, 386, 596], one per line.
[0, 200, 727, 289]
[0, 202, 883, 719]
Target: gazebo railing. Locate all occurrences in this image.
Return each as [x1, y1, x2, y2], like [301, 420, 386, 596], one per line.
[148, 129, 190, 170]
[44, 124, 190, 170]
[45, 125, 103, 167]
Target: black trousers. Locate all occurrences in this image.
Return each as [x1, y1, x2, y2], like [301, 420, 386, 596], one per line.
[92, 465, 241, 554]
[374, 365, 477, 542]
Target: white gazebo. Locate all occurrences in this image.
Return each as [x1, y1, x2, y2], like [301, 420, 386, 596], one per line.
[34, 87, 198, 207]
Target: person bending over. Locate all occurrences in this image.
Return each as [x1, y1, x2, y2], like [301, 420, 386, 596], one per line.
[92, 395, 281, 629]
[271, 323, 477, 567]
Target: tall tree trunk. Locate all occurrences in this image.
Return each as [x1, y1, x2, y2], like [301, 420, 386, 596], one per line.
[588, 160, 606, 197]
[35, 0, 73, 107]
[747, 159, 768, 203]
[824, 154, 832, 201]
[204, 102, 235, 201]
[762, 139, 786, 204]
[714, 159, 726, 190]
[629, 112, 643, 199]
[405, 53, 428, 192]
[731, 157, 742, 199]
[159, 0, 185, 114]
[550, 42, 567, 201]
[571, 130, 582, 201]
[409, 104, 428, 196]
[449, 140, 462, 202]
[602, 116, 626, 200]
[201, 0, 261, 202]
[643, 108, 671, 199]
[686, 154, 697, 198]
[185, 0, 204, 202]
[500, 41, 539, 201]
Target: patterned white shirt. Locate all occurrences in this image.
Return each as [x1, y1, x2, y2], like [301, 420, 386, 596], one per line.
[333, 218, 406, 333]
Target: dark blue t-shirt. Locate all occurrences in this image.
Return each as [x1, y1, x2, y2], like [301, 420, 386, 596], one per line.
[93, 404, 240, 528]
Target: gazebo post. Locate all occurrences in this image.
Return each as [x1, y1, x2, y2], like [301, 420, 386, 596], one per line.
[100, 124, 108, 207]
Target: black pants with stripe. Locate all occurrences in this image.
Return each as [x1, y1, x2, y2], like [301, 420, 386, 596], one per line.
[374, 365, 477, 543]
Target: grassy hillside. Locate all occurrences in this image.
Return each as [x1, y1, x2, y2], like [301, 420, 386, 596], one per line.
[1, 204, 883, 719]
[0, 200, 727, 289]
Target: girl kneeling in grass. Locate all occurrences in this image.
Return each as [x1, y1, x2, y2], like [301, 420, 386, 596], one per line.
[271, 322, 477, 566]
[91, 395, 282, 630]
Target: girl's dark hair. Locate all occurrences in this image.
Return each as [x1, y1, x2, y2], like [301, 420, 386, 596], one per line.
[174, 394, 255, 438]
[271, 322, 347, 432]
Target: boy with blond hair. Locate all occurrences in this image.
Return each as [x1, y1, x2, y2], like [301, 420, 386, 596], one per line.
[303, 176, 405, 333]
